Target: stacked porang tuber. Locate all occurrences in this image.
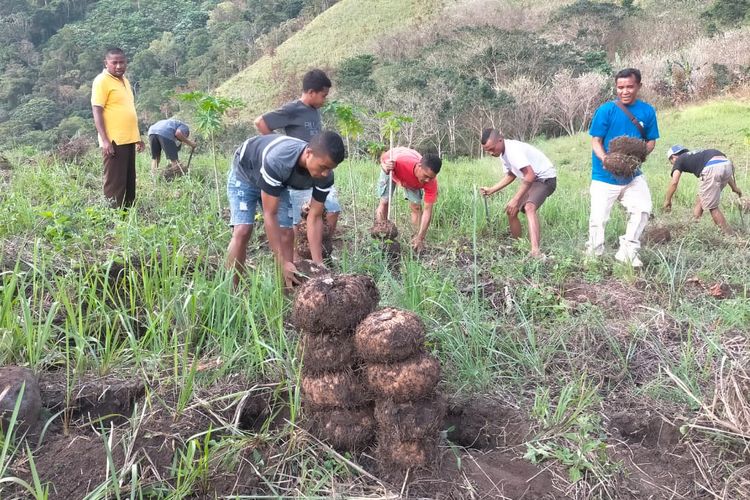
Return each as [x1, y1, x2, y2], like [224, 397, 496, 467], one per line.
[370, 219, 401, 263]
[354, 307, 445, 470]
[295, 202, 333, 261]
[293, 274, 380, 451]
[604, 136, 648, 178]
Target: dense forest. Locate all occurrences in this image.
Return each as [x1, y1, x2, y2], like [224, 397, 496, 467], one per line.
[1, 0, 749, 154]
[0, 0, 336, 149]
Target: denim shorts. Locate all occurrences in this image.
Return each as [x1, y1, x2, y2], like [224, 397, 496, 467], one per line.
[288, 186, 341, 225]
[377, 169, 423, 204]
[226, 167, 293, 228]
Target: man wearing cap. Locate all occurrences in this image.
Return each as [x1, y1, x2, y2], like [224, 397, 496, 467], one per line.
[479, 129, 557, 258]
[664, 145, 743, 234]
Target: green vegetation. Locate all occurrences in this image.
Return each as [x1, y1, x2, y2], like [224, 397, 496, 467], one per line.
[1, 100, 748, 496]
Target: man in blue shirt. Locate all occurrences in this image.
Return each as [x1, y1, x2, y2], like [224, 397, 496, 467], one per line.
[147, 118, 197, 177]
[586, 68, 659, 267]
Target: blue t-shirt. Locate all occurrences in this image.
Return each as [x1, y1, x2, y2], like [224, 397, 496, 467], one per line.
[589, 100, 659, 185]
[147, 119, 190, 141]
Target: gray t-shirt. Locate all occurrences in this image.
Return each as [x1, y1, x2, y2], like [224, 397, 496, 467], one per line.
[147, 119, 189, 141]
[261, 99, 321, 141]
[232, 134, 333, 202]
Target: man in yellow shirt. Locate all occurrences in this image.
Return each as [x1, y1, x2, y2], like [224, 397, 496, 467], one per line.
[91, 48, 144, 208]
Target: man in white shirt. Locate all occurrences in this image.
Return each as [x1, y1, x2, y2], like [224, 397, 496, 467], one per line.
[479, 129, 557, 258]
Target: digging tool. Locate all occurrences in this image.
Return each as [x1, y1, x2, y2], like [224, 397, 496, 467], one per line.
[483, 195, 490, 222]
[387, 131, 394, 220]
[186, 145, 194, 170]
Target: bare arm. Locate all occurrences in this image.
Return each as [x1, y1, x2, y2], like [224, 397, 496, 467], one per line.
[306, 199, 326, 263]
[92, 105, 114, 156]
[254, 116, 273, 135]
[592, 137, 606, 162]
[261, 191, 298, 286]
[664, 170, 681, 210]
[727, 173, 743, 197]
[412, 202, 434, 250]
[480, 173, 516, 196]
[174, 129, 197, 148]
[645, 140, 656, 155]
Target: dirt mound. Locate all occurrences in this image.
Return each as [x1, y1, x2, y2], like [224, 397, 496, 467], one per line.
[444, 397, 530, 449]
[307, 406, 376, 450]
[609, 411, 681, 449]
[300, 371, 368, 410]
[608, 136, 648, 162]
[292, 274, 380, 334]
[54, 136, 92, 164]
[563, 278, 646, 318]
[162, 162, 188, 180]
[300, 333, 357, 374]
[354, 307, 426, 363]
[39, 371, 145, 423]
[0, 366, 41, 431]
[461, 449, 560, 499]
[642, 225, 672, 244]
[374, 394, 446, 440]
[364, 354, 440, 403]
[376, 435, 439, 470]
[604, 152, 641, 177]
[370, 220, 399, 240]
[293, 259, 330, 284]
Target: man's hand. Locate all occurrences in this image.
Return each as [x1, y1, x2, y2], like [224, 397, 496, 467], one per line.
[411, 235, 425, 252]
[479, 186, 493, 197]
[136, 140, 145, 153]
[103, 141, 115, 157]
[505, 199, 520, 217]
[663, 202, 672, 212]
[283, 261, 300, 288]
[381, 159, 395, 174]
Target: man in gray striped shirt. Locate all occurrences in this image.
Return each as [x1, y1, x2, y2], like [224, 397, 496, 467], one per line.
[226, 131, 346, 287]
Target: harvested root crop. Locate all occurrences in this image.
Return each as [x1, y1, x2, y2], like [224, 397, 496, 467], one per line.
[295, 220, 333, 260]
[603, 152, 641, 178]
[307, 406, 376, 450]
[374, 394, 447, 440]
[301, 334, 356, 375]
[370, 220, 399, 240]
[293, 275, 380, 334]
[355, 308, 425, 363]
[364, 354, 440, 402]
[301, 371, 368, 410]
[376, 435, 438, 469]
[608, 136, 648, 162]
[642, 226, 672, 245]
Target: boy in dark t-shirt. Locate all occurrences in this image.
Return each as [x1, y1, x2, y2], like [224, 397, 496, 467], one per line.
[664, 145, 743, 234]
[226, 131, 346, 288]
[254, 69, 342, 235]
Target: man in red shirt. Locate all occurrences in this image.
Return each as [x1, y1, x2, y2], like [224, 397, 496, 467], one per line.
[375, 147, 442, 251]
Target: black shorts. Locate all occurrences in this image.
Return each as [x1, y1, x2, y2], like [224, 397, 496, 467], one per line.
[149, 134, 180, 161]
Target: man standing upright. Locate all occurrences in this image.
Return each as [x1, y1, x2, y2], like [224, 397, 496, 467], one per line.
[91, 48, 144, 208]
[586, 68, 659, 267]
[254, 69, 342, 235]
[479, 129, 557, 258]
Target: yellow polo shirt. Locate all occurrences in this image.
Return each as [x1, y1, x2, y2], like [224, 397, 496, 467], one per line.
[91, 70, 141, 146]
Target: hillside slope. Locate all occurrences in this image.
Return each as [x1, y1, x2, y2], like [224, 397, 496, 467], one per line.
[218, 0, 440, 115]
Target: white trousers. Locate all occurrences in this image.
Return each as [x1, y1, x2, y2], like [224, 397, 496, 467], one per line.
[586, 177, 652, 258]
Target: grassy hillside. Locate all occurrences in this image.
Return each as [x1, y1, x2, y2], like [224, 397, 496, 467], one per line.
[218, 0, 441, 114]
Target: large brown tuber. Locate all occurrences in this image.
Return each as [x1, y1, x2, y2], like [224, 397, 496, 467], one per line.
[364, 354, 441, 403]
[293, 275, 380, 334]
[354, 308, 426, 363]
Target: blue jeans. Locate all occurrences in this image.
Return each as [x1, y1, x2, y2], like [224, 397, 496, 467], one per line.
[226, 167, 293, 228]
[288, 186, 341, 225]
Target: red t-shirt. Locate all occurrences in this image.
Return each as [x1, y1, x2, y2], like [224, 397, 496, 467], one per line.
[380, 147, 438, 203]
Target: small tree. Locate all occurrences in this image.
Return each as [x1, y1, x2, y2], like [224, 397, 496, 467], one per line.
[178, 91, 243, 211]
[325, 101, 365, 247]
[376, 111, 413, 219]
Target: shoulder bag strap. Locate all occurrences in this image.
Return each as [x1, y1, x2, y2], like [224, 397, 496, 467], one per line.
[613, 100, 647, 140]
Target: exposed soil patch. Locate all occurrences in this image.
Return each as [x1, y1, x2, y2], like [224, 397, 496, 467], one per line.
[39, 371, 145, 424]
[562, 278, 647, 317]
[445, 396, 530, 449]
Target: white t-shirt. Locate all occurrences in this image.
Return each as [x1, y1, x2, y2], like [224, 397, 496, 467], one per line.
[501, 139, 556, 180]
